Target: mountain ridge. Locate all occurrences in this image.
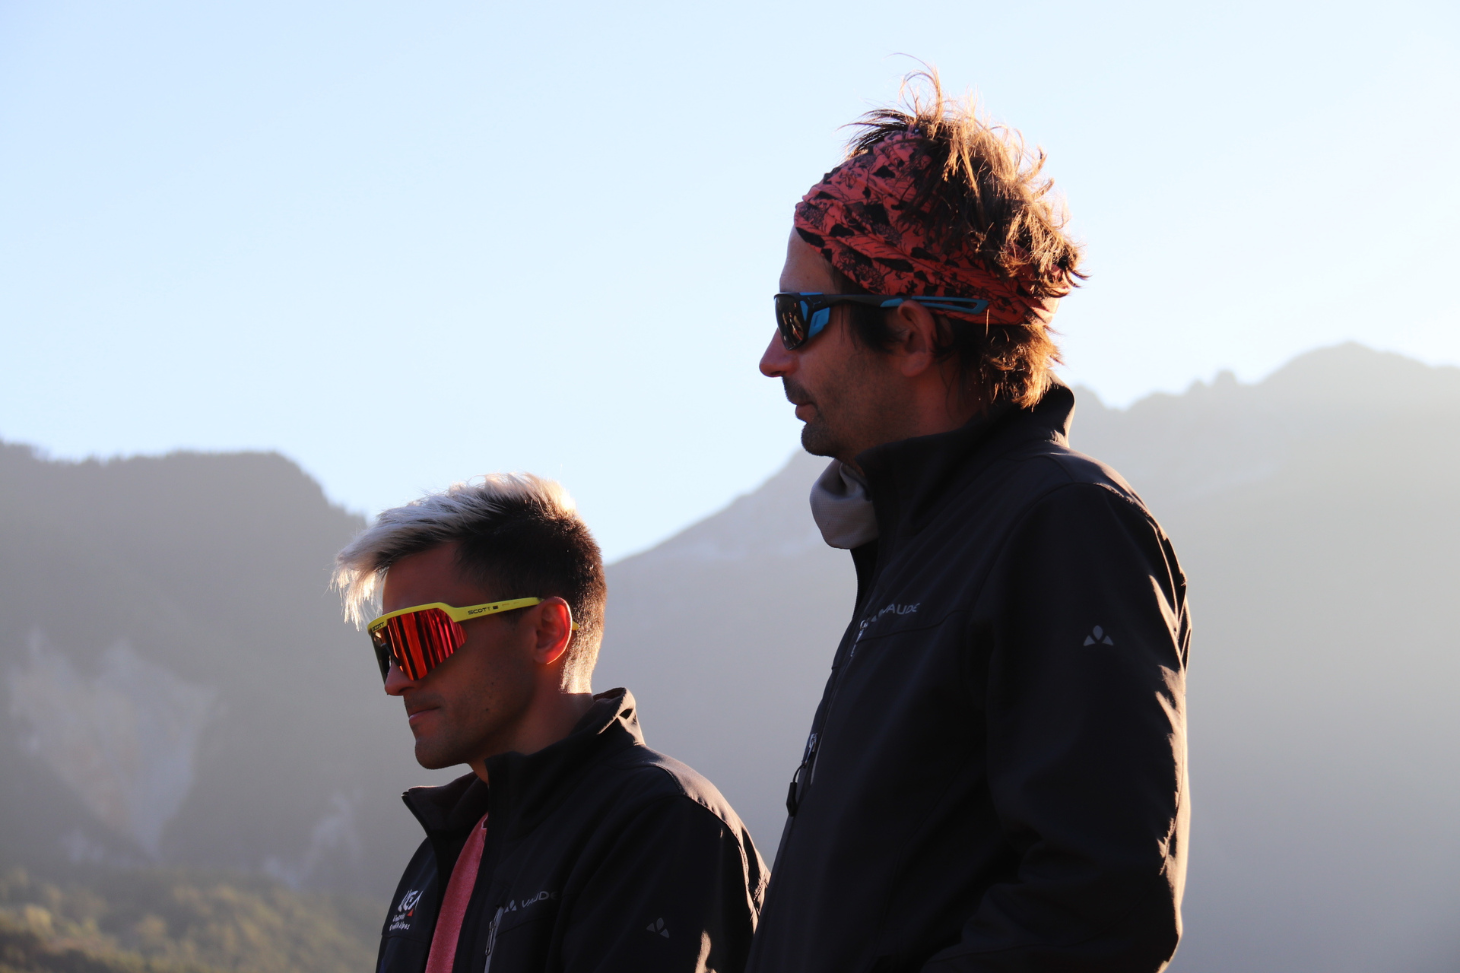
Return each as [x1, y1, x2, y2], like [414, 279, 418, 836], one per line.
[2, 342, 1456, 971]
[619, 342, 1460, 568]
[595, 342, 1460, 973]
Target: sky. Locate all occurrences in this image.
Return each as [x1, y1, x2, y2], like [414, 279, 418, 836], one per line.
[2, 0, 1456, 560]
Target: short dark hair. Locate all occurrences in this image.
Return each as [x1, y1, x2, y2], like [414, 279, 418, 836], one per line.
[453, 493, 606, 683]
[334, 474, 607, 690]
[830, 69, 1084, 409]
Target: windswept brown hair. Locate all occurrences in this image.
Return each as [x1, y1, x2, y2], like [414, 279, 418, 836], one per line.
[835, 68, 1085, 409]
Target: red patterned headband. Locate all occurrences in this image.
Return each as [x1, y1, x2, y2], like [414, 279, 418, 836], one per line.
[793, 132, 1056, 327]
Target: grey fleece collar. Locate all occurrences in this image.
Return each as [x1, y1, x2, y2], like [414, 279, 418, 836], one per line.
[809, 460, 878, 550]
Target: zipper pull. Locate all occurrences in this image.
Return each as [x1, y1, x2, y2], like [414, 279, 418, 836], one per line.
[482, 905, 504, 972]
[785, 733, 819, 815]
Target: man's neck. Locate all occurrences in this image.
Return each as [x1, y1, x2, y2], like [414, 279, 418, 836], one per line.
[468, 690, 596, 783]
[840, 400, 988, 471]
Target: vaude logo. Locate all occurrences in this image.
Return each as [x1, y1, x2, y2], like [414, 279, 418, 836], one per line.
[493, 890, 558, 917]
[516, 890, 556, 910]
[856, 602, 921, 638]
[852, 602, 921, 654]
[1084, 625, 1115, 646]
[852, 598, 916, 642]
[871, 602, 920, 622]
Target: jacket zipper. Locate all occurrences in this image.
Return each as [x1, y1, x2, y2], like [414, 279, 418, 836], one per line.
[786, 617, 869, 815]
[482, 905, 504, 972]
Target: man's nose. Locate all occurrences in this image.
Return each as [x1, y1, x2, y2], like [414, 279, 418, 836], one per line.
[760, 331, 795, 377]
[383, 663, 417, 696]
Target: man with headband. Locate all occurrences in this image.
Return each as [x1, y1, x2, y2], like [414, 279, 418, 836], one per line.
[335, 474, 766, 973]
[748, 75, 1191, 973]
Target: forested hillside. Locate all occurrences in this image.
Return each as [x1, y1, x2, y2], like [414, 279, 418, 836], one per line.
[0, 868, 374, 973]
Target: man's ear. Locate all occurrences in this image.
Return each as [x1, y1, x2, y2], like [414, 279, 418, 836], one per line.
[891, 300, 943, 378]
[530, 597, 575, 668]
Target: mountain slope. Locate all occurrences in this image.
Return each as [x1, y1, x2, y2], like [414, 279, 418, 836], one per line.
[4, 343, 1457, 972]
[0, 447, 450, 895]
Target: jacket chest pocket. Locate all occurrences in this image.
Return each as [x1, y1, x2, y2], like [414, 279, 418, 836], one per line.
[847, 597, 937, 658]
[835, 616, 977, 736]
[846, 614, 946, 669]
[480, 898, 558, 973]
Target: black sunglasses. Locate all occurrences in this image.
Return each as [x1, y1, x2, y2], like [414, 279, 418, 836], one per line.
[773, 292, 992, 350]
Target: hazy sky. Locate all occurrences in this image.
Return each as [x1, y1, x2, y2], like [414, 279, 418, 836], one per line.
[2, 0, 1456, 559]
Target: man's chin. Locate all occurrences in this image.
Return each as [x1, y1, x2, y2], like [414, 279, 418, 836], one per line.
[800, 421, 842, 459]
[413, 739, 463, 771]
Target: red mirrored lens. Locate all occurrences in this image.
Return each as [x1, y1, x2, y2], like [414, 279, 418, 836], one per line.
[374, 608, 464, 680]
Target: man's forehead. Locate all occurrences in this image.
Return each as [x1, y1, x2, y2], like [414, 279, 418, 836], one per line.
[381, 542, 486, 610]
[779, 229, 837, 293]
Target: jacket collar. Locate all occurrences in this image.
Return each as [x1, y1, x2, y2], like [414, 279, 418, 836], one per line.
[855, 382, 1076, 548]
[402, 687, 644, 842]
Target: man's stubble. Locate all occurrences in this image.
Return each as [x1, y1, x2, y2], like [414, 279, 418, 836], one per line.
[783, 376, 842, 459]
[411, 636, 536, 771]
[784, 350, 903, 465]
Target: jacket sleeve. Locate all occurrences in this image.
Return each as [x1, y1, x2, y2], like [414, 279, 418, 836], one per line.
[560, 791, 765, 973]
[924, 482, 1190, 973]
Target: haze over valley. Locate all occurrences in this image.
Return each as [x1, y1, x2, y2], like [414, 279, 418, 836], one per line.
[2, 343, 1457, 972]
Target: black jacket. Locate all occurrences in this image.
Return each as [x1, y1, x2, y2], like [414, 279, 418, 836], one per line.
[377, 689, 767, 973]
[746, 385, 1191, 973]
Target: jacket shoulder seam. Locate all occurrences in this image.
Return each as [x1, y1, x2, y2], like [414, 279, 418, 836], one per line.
[600, 751, 740, 828]
[643, 764, 736, 825]
[1014, 474, 1151, 522]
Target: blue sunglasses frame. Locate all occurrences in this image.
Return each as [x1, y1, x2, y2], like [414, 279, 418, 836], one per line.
[774, 292, 992, 350]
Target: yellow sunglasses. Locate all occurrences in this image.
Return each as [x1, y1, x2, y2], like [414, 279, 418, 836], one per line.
[367, 599, 576, 681]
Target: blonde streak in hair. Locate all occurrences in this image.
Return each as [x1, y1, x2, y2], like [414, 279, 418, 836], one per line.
[332, 472, 583, 628]
[333, 536, 389, 628]
[468, 472, 577, 517]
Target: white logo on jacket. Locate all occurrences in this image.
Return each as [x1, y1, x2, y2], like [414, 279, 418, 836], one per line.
[850, 602, 922, 657]
[517, 890, 556, 910]
[872, 602, 920, 621]
[389, 889, 423, 931]
[858, 602, 921, 635]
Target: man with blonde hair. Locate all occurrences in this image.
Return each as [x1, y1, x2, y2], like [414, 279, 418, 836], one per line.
[335, 474, 765, 973]
[748, 74, 1190, 972]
